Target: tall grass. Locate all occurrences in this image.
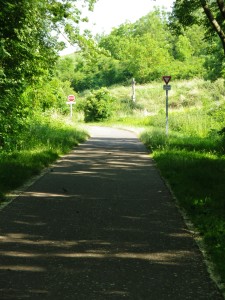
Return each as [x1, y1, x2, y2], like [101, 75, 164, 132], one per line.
[140, 122, 225, 290]
[0, 112, 88, 199]
[140, 129, 225, 289]
[105, 78, 225, 127]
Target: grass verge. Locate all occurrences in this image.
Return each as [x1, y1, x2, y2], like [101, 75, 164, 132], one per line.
[140, 128, 225, 291]
[0, 113, 88, 201]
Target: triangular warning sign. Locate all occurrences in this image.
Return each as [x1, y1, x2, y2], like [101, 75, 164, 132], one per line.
[163, 76, 171, 84]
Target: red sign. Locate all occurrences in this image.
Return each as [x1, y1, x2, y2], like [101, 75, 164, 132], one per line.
[163, 76, 171, 85]
[68, 95, 75, 102]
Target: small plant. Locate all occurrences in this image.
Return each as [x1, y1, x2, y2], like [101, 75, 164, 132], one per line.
[83, 88, 115, 122]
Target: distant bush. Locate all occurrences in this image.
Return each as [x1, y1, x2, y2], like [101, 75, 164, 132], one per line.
[83, 88, 115, 122]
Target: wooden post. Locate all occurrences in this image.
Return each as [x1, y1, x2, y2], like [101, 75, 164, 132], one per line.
[131, 78, 136, 102]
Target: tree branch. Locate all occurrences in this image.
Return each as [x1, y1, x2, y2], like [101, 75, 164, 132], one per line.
[200, 0, 225, 53]
[217, 0, 225, 20]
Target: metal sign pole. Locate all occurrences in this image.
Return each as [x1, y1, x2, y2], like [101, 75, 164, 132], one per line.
[166, 89, 169, 136]
[67, 94, 76, 119]
[162, 76, 171, 137]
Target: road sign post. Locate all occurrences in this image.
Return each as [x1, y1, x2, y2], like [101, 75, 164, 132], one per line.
[162, 77, 171, 136]
[165, 88, 169, 136]
[67, 95, 76, 118]
[131, 78, 136, 102]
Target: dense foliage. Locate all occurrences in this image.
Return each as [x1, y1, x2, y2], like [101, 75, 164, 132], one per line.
[171, 0, 225, 54]
[0, 0, 95, 148]
[82, 88, 115, 122]
[57, 9, 216, 92]
[170, 0, 225, 80]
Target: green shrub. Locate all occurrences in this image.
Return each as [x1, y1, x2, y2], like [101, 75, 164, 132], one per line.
[83, 88, 115, 122]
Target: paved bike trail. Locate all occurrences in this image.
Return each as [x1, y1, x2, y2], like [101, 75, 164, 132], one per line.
[0, 126, 223, 299]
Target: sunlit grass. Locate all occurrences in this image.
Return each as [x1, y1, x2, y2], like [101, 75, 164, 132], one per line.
[0, 113, 88, 198]
[140, 127, 225, 286]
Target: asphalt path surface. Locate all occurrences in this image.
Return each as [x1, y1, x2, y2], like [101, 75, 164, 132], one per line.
[0, 126, 223, 299]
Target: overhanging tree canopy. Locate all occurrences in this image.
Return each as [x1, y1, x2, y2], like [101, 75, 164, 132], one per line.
[171, 0, 225, 54]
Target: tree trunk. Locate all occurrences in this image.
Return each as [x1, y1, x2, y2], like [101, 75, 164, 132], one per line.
[200, 0, 225, 53]
[217, 0, 225, 20]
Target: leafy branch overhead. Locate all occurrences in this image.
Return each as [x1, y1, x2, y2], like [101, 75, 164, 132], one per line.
[171, 0, 225, 54]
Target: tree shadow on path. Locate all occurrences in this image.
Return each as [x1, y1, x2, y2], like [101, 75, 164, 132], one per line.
[0, 129, 223, 299]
